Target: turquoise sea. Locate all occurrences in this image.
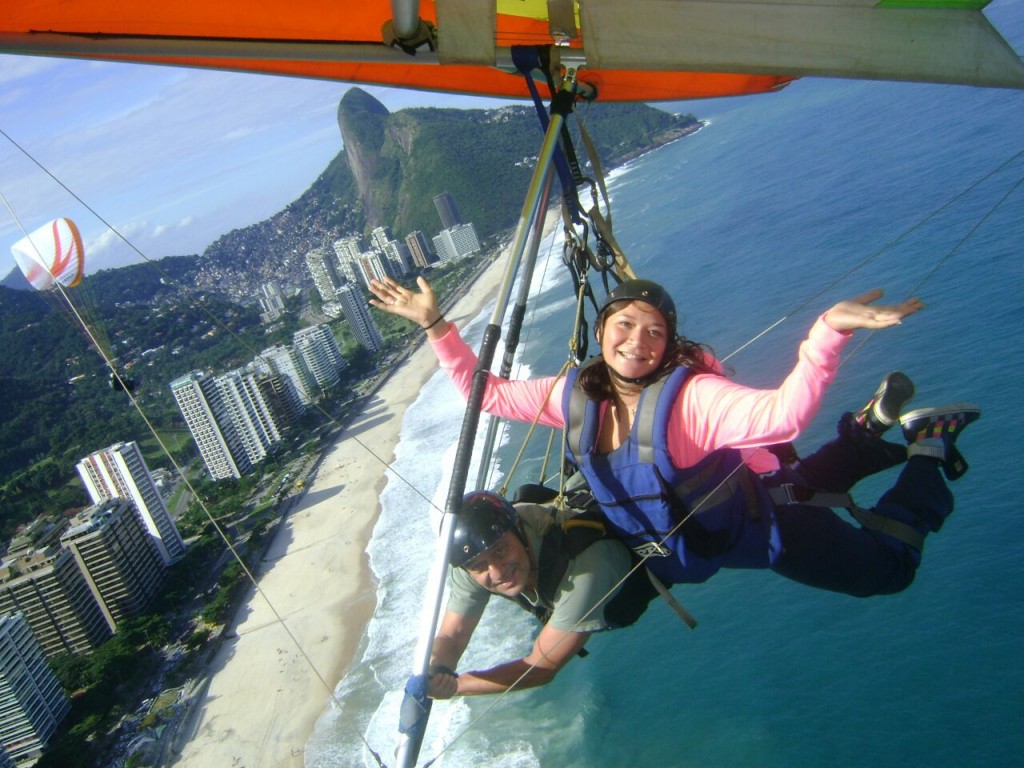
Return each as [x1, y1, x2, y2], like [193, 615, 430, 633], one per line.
[309, 9, 1024, 767]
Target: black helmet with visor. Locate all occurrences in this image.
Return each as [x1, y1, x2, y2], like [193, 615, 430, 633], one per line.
[451, 491, 520, 569]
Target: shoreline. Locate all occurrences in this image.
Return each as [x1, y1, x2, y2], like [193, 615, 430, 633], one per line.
[168, 247, 515, 768]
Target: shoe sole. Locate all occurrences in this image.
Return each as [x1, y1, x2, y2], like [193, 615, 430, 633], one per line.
[900, 403, 981, 425]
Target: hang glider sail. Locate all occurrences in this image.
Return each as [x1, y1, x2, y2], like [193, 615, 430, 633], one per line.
[10, 217, 85, 291]
[1, 1, 1023, 101]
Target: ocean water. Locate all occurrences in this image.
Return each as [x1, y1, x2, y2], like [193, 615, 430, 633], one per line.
[307, 23, 1024, 768]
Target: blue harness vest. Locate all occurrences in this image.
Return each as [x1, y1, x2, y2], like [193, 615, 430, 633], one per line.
[563, 365, 780, 585]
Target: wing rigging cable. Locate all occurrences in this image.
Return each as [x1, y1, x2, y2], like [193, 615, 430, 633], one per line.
[7, 79, 1015, 768]
[3, 4, 1024, 764]
[0, 69, 643, 762]
[395, 126, 1024, 768]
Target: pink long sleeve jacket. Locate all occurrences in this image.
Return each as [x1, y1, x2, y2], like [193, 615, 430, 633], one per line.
[429, 317, 850, 474]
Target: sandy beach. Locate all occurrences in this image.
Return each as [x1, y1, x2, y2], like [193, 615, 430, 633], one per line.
[169, 250, 511, 768]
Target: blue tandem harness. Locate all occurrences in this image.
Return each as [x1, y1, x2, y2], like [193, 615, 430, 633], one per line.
[563, 365, 782, 585]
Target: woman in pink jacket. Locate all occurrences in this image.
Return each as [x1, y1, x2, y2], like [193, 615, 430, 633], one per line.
[370, 276, 976, 596]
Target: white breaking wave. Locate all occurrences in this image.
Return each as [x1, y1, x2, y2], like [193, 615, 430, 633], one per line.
[307, 227, 583, 767]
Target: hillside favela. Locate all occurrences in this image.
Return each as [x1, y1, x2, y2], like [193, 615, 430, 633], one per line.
[0, 88, 698, 768]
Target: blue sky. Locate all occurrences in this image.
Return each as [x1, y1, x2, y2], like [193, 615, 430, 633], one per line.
[0, 60, 514, 277]
[1, 0, 1021, 278]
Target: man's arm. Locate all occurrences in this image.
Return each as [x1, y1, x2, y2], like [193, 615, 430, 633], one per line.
[428, 609, 480, 699]
[433, 621, 590, 698]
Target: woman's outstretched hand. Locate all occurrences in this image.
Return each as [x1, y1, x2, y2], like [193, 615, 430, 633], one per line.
[823, 289, 924, 333]
[369, 276, 446, 334]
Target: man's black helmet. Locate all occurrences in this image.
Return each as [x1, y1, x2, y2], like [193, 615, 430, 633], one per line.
[598, 279, 677, 335]
[451, 491, 518, 568]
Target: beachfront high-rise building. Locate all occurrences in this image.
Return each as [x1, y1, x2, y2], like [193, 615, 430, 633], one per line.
[405, 231, 435, 269]
[76, 441, 186, 565]
[433, 192, 464, 230]
[293, 325, 346, 392]
[369, 226, 392, 254]
[0, 612, 70, 765]
[170, 371, 245, 480]
[214, 369, 285, 468]
[60, 500, 166, 632]
[386, 240, 414, 277]
[432, 222, 481, 263]
[336, 284, 384, 353]
[367, 227, 412, 277]
[0, 546, 112, 658]
[252, 371, 304, 428]
[305, 247, 345, 302]
[257, 345, 316, 405]
[332, 235, 363, 284]
[356, 250, 396, 286]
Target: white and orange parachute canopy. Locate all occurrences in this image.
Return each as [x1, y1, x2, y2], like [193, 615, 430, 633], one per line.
[10, 217, 85, 291]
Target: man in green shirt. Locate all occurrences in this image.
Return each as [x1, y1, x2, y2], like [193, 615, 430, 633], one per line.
[427, 491, 642, 699]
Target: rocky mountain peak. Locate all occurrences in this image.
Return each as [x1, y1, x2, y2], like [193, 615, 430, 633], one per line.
[337, 88, 393, 228]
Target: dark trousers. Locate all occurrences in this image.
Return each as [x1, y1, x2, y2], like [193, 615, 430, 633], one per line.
[764, 417, 953, 597]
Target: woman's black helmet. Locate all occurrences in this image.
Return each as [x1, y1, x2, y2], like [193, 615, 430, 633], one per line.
[598, 279, 677, 335]
[451, 491, 519, 568]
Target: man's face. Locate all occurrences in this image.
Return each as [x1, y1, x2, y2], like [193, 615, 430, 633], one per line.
[463, 531, 532, 597]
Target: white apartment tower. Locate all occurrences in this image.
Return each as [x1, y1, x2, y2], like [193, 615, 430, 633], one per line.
[332, 235, 363, 284]
[369, 226, 392, 253]
[432, 223, 481, 262]
[0, 613, 70, 764]
[76, 441, 186, 565]
[384, 239, 413, 277]
[369, 227, 412, 275]
[214, 369, 284, 468]
[170, 371, 245, 480]
[293, 325, 346, 391]
[305, 247, 344, 302]
[336, 284, 384, 353]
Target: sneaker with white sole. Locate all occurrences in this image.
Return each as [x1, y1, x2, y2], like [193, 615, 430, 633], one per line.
[900, 404, 981, 480]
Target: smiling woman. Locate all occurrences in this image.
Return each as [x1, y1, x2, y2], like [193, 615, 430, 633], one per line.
[369, 271, 941, 586]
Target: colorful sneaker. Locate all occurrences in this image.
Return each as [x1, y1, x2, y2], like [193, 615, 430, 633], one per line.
[853, 371, 916, 436]
[900, 404, 981, 480]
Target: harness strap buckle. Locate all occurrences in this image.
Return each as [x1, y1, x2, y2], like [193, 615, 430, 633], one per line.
[850, 507, 926, 551]
[768, 484, 854, 509]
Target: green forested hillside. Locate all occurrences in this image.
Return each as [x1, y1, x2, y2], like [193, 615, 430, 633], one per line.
[0, 94, 700, 540]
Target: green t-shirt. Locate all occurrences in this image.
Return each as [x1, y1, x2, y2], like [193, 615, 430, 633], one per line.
[445, 503, 632, 633]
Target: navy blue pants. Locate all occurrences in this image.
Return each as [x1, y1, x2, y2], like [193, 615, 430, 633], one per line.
[764, 417, 953, 597]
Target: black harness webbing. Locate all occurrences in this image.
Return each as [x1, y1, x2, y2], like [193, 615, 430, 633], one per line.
[768, 485, 926, 551]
